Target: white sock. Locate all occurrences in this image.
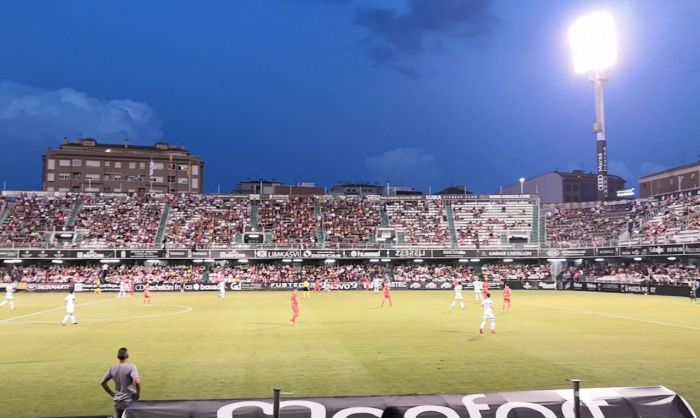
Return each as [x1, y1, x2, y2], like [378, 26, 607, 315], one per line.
[490, 320, 496, 331]
[70, 315, 77, 324]
[450, 301, 456, 309]
[460, 302, 464, 309]
[62, 314, 69, 324]
[480, 320, 486, 329]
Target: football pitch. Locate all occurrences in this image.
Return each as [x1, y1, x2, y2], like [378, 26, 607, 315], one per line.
[0, 290, 698, 417]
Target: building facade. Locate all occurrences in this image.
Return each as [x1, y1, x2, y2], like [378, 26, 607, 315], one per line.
[639, 161, 700, 198]
[42, 138, 204, 193]
[501, 170, 625, 204]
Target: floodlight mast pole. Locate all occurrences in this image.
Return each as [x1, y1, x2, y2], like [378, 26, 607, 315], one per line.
[591, 69, 609, 201]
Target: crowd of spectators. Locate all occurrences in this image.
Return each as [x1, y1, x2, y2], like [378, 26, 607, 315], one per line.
[384, 200, 451, 243]
[563, 261, 698, 285]
[321, 198, 380, 244]
[11, 264, 205, 284]
[0, 194, 77, 245]
[452, 200, 533, 247]
[75, 195, 164, 245]
[258, 198, 319, 245]
[631, 192, 700, 244]
[166, 195, 249, 246]
[545, 200, 652, 246]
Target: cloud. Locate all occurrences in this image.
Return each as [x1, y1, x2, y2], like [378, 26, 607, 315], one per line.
[354, 0, 495, 70]
[0, 80, 163, 143]
[365, 147, 444, 190]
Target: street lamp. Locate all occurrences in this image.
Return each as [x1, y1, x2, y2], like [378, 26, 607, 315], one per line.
[519, 177, 525, 194]
[568, 11, 618, 201]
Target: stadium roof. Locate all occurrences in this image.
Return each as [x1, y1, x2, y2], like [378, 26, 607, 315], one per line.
[639, 160, 700, 180]
[57, 138, 193, 155]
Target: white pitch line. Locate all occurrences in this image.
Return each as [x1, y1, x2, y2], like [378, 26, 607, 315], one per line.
[0, 304, 193, 325]
[0, 297, 114, 324]
[522, 302, 700, 332]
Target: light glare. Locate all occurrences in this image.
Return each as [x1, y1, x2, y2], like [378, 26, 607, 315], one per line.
[568, 11, 618, 73]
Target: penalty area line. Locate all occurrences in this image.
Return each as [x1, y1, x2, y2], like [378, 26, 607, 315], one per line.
[0, 304, 193, 325]
[522, 302, 700, 332]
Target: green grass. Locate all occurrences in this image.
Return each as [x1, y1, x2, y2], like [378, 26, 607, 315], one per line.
[0, 290, 698, 417]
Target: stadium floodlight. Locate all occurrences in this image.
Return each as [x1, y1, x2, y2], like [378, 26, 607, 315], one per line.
[51, 259, 64, 264]
[193, 259, 204, 263]
[413, 259, 424, 263]
[3, 259, 22, 264]
[458, 258, 469, 263]
[292, 258, 303, 263]
[503, 258, 514, 263]
[667, 256, 677, 261]
[237, 259, 249, 263]
[469, 258, 480, 262]
[281, 258, 292, 263]
[633, 257, 642, 261]
[324, 258, 336, 264]
[568, 11, 618, 201]
[594, 258, 605, 262]
[381, 258, 391, 263]
[369, 258, 380, 263]
[100, 259, 120, 264]
[204, 259, 216, 263]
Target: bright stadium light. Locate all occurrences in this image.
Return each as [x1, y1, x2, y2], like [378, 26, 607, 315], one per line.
[237, 259, 249, 263]
[193, 259, 204, 263]
[324, 258, 336, 264]
[282, 259, 292, 263]
[292, 258, 303, 263]
[369, 258, 380, 263]
[667, 257, 677, 261]
[51, 259, 64, 264]
[503, 258, 514, 263]
[568, 11, 618, 74]
[3, 259, 22, 264]
[568, 11, 619, 202]
[594, 258, 605, 262]
[633, 257, 642, 261]
[413, 259, 424, 263]
[469, 258, 480, 263]
[381, 258, 391, 263]
[458, 258, 469, 263]
[204, 259, 215, 263]
[100, 259, 120, 264]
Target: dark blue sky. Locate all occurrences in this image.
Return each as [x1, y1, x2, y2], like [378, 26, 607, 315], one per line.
[0, 0, 698, 193]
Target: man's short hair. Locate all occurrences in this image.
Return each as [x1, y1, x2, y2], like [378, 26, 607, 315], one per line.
[117, 347, 129, 360]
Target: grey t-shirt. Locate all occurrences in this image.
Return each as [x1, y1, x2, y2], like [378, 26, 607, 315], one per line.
[103, 363, 139, 402]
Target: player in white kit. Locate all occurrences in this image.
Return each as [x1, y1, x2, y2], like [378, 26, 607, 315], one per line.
[479, 292, 496, 334]
[0, 283, 16, 310]
[373, 276, 382, 294]
[61, 289, 78, 325]
[117, 280, 128, 298]
[450, 282, 464, 311]
[472, 278, 483, 301]
[218, 280, 226, 298]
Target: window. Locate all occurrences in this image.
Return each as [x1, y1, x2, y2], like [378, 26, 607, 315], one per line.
[177, 178, 188, 185]
[85, 174, 100, 181]
[167, 175, 176, 183]
[104, 175, 110, 181]
[115, 162, 122, 168]
[192, 178, 199, 189]
[129, 162, 136, 169]
[139, 162, 145, 169]
[113, 175, 122, 181]
[47, 173, 55, 182]
[152, 162, 164, 170]
[105, 161, 111, 167]
[59, 160, 70, 167]
[72, 173, 81, 180]
[58, 174, 70, 180]
[192, 165, 199, 176]
[177, 164, 187, 171]
[47, 159, 56, 170]
[46, 186, 54, 192]
[151, 176, 163, 183]
[71, 159, 82, 167]
[86, 160, 101, 168]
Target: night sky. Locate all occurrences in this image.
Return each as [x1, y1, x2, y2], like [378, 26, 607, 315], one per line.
[0, 0, 698, 193]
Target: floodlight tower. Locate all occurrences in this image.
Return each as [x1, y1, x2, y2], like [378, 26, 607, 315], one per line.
[568, 11, 619, 201]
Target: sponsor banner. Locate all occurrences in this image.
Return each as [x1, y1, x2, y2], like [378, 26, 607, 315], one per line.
[508, 280, 555, 291]
[254, 249, 302, 259]
[117, 249, 165, 259]
[432, 249, 478, 258]
[210, 249, 255, 259]
[387, 249, 431, 258]
[0, 249, 19, 258]
[344, 249, 388, 258]
[685, 243, 700, 254]
[300, 249, 344, 259]
[75, 249, 116, 259]
[594, 247, 619, 257]
[24, 283, 73, 292]
[644, 245, 685, 256]
[477, 249, 537, 258]
[619, 247, 649, 257]
[167, 249, 191, 258]
[541, 248, 594, 258]
[124, 386, 696, 418]
[192, 250, 211, 259]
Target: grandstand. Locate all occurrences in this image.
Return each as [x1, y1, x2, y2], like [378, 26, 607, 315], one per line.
[0, 190, 699, 249]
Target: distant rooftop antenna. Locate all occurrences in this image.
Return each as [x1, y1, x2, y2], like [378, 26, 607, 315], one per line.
[124, 138, 129, 148]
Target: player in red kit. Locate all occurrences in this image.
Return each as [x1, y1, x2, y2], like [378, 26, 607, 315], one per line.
[363, 277, 370, 292]
[290, 289, 300, 325]
[482, 279, 490, 295]
[381, 281, 392, 308]
[143, 282, 151, 306]
[129, 280, 135, 298]
[314, 279, 321, 292]
[502, 282, 512, 312]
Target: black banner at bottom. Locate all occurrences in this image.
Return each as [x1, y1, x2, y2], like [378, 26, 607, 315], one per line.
[124, 386, 695, 418]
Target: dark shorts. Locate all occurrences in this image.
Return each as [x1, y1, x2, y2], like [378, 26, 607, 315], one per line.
[303, 287, 309, 291]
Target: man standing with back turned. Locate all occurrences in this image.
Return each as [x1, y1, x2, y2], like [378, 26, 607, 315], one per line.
[101, 347, 141, 418]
